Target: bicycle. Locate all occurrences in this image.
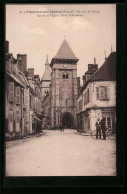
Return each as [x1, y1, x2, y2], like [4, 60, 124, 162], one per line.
[91, 127, 116, 140]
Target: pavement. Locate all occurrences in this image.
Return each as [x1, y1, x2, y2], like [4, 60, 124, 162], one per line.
[6, 131, 46, 148]
[6, 129, 116, 176]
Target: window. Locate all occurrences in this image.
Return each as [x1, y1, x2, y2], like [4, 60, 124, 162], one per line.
[9, 82, 14, 102]
[102, 116, 115, 129]
[79, 99, 83, 110]
[16, 113, 20, 123]
[86, 89, 89, 104]
[84, 89, 89, 105]
[96, 86, 109, 101]
[9, 113, 13, 122]
[16, 87, 20, 104]
[9, 113, 13, 132]
[63, 72, 68, 79]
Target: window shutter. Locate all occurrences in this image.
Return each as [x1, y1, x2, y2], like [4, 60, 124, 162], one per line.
[96, 87, 99, 99]
[9, 82, 14, 102]
[99, 86, 105, 100]
[16, 87, 20, 104]
[9, 113, 13, 132]
[107, 86, 110, 100]
[104, 86, 107, 100]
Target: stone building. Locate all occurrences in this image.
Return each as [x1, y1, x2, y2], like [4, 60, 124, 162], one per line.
[5, 41, 43, 140]
[77, 52, 116, 133]
[27, 69, 42, 134]
[49, 39, 79, 128]
[42, 92, 50, 129]
[5, 48, 26, 140]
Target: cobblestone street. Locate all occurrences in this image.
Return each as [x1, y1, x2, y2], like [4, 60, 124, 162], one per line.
[6, 129, 116, 176]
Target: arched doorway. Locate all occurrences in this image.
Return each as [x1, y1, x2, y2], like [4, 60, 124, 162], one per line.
[62, 112, 73, 128]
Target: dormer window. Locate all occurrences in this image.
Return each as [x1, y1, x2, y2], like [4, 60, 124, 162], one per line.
[63, 72, 68, 79]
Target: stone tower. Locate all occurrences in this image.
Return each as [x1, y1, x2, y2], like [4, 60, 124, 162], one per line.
[41, 55, 51, 100]
[50, 39, 79, 128]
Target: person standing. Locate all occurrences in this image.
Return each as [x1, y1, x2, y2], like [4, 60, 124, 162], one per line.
[101, 118, 106, 140]
[60, 125, 63, 132]
[95, 118, 101, 139]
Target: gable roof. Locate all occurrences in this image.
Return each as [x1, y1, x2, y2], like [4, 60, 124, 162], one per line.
[89, 52, 116, 82]
[54, 39, 78, 60]
[80, 52, 116, 95]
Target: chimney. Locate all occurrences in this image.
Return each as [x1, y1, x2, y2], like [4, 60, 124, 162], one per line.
[77, 77, 80, 95]
[94, 58, 96, 64]
[88, 64, 98, 73]
[17, 57, 23, 72]
[17, 54, 27, 74]
[5, 41, 9, 53]
[82, 75, 86, 86]
[34, 75, 40, 83]
[77, 77, 80, 87]
[27, 68, 34, 80]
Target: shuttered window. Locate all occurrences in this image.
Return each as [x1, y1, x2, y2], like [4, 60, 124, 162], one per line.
[9, 82, 14, 102]
[96, 86, 109, 101]
[9, 113, 13, 132]
[16, 87, 20, 104]
[84, 89, 89, 106]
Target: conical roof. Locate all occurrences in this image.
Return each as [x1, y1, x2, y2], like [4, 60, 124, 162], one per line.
[54, 39, 78, 60]
[41, 55, 51, 81]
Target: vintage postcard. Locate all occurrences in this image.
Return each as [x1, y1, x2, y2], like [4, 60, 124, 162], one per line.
[5, 4, 116, 177]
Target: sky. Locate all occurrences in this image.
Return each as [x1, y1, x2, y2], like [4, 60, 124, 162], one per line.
[6, 4, 116, 85]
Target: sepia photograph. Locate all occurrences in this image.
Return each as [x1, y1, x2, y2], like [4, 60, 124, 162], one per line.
[5, 4, 116, 177]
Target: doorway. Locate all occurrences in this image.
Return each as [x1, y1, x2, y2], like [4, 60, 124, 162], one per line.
[62, 112, 73, 128]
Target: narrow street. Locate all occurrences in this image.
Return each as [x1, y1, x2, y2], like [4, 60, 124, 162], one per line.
[6, 129, 116, 176]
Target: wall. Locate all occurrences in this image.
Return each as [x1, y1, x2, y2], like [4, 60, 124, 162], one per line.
[77, 81, 116, 113]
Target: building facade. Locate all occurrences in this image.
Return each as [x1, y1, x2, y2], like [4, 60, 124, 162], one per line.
[5, 52, 26, 140]
[5, 41, 42, 140]
[77, 52, 116, 133]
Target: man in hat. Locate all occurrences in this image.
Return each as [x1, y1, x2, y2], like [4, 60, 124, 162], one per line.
[95, 118, 101, 139]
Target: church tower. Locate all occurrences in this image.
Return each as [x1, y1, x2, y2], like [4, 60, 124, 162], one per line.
[50, 39, 79, 128]
[41, 55, 51, 100]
